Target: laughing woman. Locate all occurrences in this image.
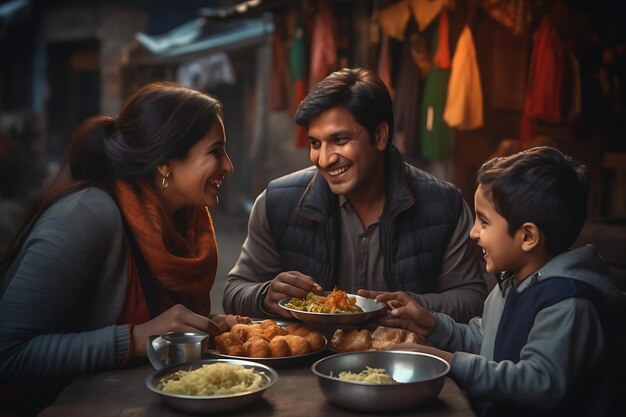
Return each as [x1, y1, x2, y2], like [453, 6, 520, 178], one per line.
[0, 82, 242, 415]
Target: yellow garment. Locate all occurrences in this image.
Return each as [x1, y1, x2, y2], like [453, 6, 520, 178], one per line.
[376, 0, 444, 40]
[409, 0, 444, 32]
[376, 1, 411, 40]
[443, 25, 483, 130]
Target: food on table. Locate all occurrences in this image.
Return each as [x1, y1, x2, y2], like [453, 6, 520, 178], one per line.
[285, 287, 364, 314]
[330, 326, 425, 352]
[214, 320, 325, 358]
[334, 366, 397, 384]
[158, 362, 265, 396]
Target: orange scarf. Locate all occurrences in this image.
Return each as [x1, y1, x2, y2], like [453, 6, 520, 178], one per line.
[113, 180, 217, 316]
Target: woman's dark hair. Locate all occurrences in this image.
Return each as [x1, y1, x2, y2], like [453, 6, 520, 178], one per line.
[1, 82, 222, 271]
[477, 146, 589, 255]
[294, 67, 394, 149]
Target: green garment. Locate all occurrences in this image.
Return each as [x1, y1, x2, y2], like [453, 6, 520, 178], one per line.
[420, 30, 453, 161]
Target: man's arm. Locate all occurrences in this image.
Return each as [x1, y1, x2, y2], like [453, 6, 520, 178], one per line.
[222, 191, 282, 317]
[408, 201, 492, 323]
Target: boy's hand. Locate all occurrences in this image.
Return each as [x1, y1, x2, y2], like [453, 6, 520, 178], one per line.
[357, 290, 436, 338]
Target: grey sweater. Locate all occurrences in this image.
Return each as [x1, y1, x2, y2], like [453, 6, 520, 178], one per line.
[428, 245, 626, 414]
[0, 187, 130, 381]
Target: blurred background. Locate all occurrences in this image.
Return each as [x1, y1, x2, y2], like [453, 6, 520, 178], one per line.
[1, 0, 625, 305]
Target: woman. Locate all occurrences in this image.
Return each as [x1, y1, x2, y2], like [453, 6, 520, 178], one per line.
[0, 82, 240, 415]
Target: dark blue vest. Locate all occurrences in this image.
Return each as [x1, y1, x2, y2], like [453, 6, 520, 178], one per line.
[265, 146, 461, 293]
[480, 277, 612, 417]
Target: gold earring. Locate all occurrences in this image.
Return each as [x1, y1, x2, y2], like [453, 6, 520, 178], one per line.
[161, 172, 170, 191]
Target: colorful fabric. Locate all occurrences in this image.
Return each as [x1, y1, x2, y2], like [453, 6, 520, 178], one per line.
[309, 0, 337, 85]
[113, 179, 217, 316]
[432, 9, 451, 69]
[443, 25, 483, 130]
[421, 31, 453, 161]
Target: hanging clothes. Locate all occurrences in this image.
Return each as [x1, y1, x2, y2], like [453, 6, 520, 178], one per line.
[432, 8, 451, 70]
[393, 29, 421, 157]
[376, 0, 411, 41]
[377, 30, 396, 99]
[443, 25, 484, 130]
[482, 0, 531, 36]
[519, 16, 569, 144]
[269, 33, 289, 111]
[290, 20, 309, 148]
[420, 28, 454, 161]
[410, 0, 445, 32]
[309, 0, 337, 85]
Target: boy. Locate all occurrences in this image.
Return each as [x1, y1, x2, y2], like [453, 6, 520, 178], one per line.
[360, 146, 626, 417]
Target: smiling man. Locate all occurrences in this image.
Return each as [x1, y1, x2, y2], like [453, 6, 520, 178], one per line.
[222, 68, 490, 323]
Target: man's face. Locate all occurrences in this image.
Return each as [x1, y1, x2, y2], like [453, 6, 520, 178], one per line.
[307, 107, 387, 198]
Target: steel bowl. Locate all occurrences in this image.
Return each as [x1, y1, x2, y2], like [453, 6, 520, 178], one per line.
[146, 359, 278, 414]
[278, 293, 386, 325]
[311, 350, 450, 412]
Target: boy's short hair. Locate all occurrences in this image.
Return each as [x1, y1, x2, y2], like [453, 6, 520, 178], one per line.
[477, 146, 589, 255]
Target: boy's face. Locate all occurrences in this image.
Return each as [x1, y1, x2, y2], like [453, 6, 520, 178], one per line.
[470, 185, 526, 276]
[307, 106, 387, 198]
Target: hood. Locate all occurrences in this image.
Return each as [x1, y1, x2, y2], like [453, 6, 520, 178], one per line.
[534, 245, 626, 317]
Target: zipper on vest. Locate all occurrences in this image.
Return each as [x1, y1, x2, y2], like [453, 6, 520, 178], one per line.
[383, 201, 414, 291]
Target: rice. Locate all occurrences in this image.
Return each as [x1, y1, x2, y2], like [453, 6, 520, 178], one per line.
[336, 366, 396, 384]
[158, 363, 266, 396]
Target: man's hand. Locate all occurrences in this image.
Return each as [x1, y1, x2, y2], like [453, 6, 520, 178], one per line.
[357, 289, 436, 338]
[263, 271, 323, 317]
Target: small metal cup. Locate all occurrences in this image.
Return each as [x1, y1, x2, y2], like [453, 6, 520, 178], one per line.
[147, 332, 208, 370]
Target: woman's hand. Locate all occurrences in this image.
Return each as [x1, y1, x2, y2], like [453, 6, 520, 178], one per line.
[210, 314, 252, 333]
[263, 271, 323, 317]
[357, 290, 436, 338]
[132, 304, 223, 357]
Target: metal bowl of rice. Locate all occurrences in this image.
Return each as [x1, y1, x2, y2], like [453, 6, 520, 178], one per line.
[146, 358, 278, 414]
[311, 350, 450, 412]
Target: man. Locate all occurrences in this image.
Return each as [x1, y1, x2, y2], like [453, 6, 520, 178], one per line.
[223, 68, 490, 323]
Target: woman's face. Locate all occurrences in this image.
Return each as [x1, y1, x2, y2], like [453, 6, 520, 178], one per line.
[161, 117, 234, 213]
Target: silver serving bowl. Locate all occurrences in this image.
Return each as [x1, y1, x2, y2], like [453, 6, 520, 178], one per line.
[278, 293, 386, 325]
[146, 359, 278, 414]
[311, 350, 450, 412]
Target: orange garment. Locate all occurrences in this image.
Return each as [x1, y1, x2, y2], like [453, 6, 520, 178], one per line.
[294, 79, 309, 148]
[376, 1, 411, 40]
[432, 9, 451, 69]
[113, 180, 217, 316]
[309, 0, 337, 85]
[520, 17, 568, 144]
[443, 25, 484, 130]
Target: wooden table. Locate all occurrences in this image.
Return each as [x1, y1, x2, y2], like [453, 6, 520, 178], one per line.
[39, 357, 477, 417]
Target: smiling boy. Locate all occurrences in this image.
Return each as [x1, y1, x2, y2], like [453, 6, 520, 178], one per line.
[222, 67, 490, 323]
[364, 147, 626, 417]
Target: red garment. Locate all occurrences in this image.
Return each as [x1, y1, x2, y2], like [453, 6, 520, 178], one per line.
[294, 79, 309, 148]
[309, 0, 337, 85]
[433, 9, 451, 70]
[116, 253, 175, 325]
[269, 33, 289, 111]
[520, 17, 568, 144]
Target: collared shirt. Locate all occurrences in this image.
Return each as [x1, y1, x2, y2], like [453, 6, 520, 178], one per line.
[335, 195, 385, 292]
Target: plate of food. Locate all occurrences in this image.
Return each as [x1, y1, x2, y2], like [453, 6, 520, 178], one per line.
[207, 319, 327, 365]
[328, 326, 426, 353]
[146, 358, 278, 414]
[278, 288, 386, 325]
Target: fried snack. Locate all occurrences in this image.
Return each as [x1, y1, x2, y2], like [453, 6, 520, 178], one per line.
[214, 320, 325, 358]
[330, 326, 424, 352]
[243, 336, 272, 358]
[283, 335, 312, 356]
[268, 336, 290, 357]
[215, 332, 243, 354]
[303, 331, 326, 351]
[331, 329, 372, 352]
[285, 287, 364, 314]
[285, 323, 310, 337]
